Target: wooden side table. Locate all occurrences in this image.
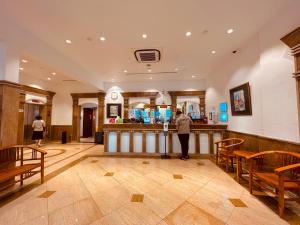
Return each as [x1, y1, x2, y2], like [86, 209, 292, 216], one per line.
[234, 150, 255, 183]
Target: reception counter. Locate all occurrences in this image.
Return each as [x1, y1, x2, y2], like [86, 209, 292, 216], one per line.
[103, 124, 227, 156]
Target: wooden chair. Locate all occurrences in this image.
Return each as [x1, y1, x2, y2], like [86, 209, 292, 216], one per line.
[0, 145, 47, 191]
[247, 151, 300, 217]
[215, 138, 244, 171]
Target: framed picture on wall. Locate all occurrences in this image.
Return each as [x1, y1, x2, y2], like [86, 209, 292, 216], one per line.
[106, 103, 121, 118]
[229, 82, 252, 116]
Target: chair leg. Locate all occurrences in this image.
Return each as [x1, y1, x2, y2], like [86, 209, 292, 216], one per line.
[278, 176, 285, 217]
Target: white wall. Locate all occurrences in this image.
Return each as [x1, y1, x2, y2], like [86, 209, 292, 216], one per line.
[206, 3, 300, 142]
[20, 72, 98, 125]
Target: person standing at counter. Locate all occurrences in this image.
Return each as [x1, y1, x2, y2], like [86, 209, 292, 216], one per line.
[176, 111, 193, 160]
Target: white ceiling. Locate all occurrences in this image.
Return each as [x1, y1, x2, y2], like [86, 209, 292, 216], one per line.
[0, 0, 294, 86]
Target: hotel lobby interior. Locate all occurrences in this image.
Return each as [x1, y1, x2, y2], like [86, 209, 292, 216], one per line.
[0, 0, 300, 224]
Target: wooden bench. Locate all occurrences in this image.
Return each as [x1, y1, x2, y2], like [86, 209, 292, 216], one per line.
[0, 145, 47, 191]
[215, 138, 244, 171]
[247, 150, 300, 217]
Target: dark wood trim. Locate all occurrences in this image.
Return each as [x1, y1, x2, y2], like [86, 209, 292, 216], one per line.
[281, 27, 300, 49]
[142, 132, 147, 153]
[195, 131, 200, 154]
[0, 80, 21, 88]
[168, 91, 205, 98]
[208, 131, 214, 154]
[121, 92, 159, 98]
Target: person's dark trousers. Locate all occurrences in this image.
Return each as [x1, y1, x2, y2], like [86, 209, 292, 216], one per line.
[178, 133, 190, 158]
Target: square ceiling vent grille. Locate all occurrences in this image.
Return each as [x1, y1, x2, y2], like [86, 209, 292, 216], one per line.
[134, 49, 161, 63]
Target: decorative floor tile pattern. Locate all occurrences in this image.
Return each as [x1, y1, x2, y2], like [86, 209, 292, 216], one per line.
[104, 172, 114, 176]
[229, 198, 247, 207]
[0, 155, 294, 225]
[143, 161, 150, 164]
[131, 194, 144, 202]
[38, 191, 56, 198]
[91, 160, 99, 163]
[173, 174, 183, 179]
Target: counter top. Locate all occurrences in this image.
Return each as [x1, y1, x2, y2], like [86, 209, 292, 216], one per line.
[103, 123, 227, 131]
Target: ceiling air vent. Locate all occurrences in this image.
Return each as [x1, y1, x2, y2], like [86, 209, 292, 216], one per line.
[134, 49, 161, 63]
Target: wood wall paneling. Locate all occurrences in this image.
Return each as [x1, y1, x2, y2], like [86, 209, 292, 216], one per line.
[51, 125, 73, 141]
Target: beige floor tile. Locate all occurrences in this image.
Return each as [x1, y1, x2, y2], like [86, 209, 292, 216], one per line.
[143, 186, 185, 218]
[163, 202, 225, 225]
[92, 186, 131, 215]
[48, 198, 102, 225]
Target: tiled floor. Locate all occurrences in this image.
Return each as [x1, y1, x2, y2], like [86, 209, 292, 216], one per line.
[0, 154, 297, 225]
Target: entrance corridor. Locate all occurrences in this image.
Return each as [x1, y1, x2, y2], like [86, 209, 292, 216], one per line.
[0, 149, 298, 225]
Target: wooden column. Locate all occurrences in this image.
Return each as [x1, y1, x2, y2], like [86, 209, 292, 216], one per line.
[98, 93, 105, 131]
[168, 131, 173, 153]
[155, 131, 160, 153]
[170, 95, 177, 113]
[150, 97, 156, 110]
[72, 97, 80, 142]
[129, 131, 134, 152]
[142, 131, 147, 153]
[208, 131, 214, 155]
[104, 131, 108, 152]
[17, 90, 26, 145]
[199, 96, 206, 118]
[123, 97, 129, 119]
[281, 27, 300, 136]
[41, 94, 54, 141]
[117, 131, 121, 152]
[0, 81, 21, 148]
[195, 131, 200, 154]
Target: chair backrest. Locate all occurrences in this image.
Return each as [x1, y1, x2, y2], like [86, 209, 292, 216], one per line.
[253, 151, 300, 176]
[218, 138, 244, 151]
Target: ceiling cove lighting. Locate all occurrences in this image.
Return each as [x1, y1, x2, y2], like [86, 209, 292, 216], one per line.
[227, 29, 234, 34]
[65, 39, 72, 44]
[185, 31, 192, 37]
[142, 34, 147, 39]
[21, 59, 28, 63]
[100, 37, 106, 41]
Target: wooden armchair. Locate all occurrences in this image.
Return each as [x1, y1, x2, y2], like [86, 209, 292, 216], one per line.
[0, 145, 47, 191]
[247, 151, 300, 217]
[215, 138, 244, 171]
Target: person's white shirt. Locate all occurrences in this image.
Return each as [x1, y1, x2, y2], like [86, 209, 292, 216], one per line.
[32, 120, 45, 131]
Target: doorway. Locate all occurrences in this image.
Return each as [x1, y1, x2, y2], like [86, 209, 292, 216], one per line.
[83, 108, 93, 137]
[23, 103, 42, 144]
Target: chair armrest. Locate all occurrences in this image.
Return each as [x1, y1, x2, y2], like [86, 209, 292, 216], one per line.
[275, 163, 300, 175]
[215, 138, 232, 144]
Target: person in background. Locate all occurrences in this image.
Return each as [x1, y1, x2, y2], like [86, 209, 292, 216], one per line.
[176, 110, 193, 160]
[32, 115, 45, 147]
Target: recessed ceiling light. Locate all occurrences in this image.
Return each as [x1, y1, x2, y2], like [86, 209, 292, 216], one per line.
[47, 77, 51, 80]
[227, 29, 234, 34]
[123, 70, 127, 73]
[100, 36, 106, 41]
[211, 50, 216, 54]
[148, 69, 152, 73]
[51, 72, 56, 75]
[21, 59, 28, 63]
[65, 39, 72, 44]
[19, 67, 24, 71]
[192, 75, 196, 78]
[174, 68, 179, 71]
[142, 34, 147, 39]
[149, 77, 152, 80]
[185, 31, 192, 37]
